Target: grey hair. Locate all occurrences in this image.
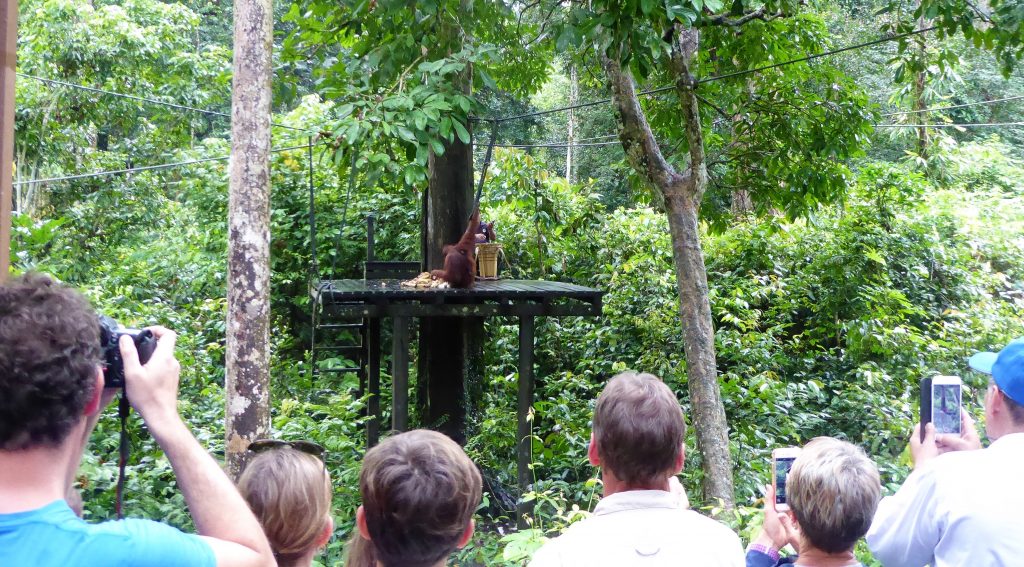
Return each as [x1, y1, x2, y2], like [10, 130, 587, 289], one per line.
[788, 437, 881, 554]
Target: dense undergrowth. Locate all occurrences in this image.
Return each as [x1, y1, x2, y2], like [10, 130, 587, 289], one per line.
[12, 113, 1023, 563]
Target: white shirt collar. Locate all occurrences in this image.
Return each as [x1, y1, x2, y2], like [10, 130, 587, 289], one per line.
[593, 490, 677, 516]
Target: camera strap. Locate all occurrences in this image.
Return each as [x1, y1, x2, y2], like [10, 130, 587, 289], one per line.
[115, 394, 130, 520]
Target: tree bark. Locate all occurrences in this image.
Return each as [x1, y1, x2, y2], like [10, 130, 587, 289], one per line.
[0, 0, 16, 283]
[417, 1, 475, 443]
[602, 25, 735, 509]
[914, 14, 929, 160]
[225, 0, 272, 478]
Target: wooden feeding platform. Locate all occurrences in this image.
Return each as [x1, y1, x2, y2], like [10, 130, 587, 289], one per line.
[310, 276, 603, 519]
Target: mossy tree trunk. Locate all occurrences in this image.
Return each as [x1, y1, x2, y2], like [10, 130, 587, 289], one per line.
[225, 0, 272, 478]
[603, 24, 735, 509]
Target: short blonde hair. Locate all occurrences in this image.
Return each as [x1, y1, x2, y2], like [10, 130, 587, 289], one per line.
[593, 372, 685, 486]
[788, 437, 880, 554]
[360, 429, 481, 567]
[237, 447, 332, 567]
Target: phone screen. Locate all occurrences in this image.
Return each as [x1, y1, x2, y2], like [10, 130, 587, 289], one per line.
[932, 383, 962, 435]
[775, 457, 797, 506]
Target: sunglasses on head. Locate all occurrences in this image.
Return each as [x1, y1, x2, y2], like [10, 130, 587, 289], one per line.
[247, 439, 326, 458]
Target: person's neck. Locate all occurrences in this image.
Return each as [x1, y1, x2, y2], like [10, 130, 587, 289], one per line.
[280, 550, 318, 567]
[374, 559, 447, 567]
[601, 469, 670, 497]
[0, 434, 81, 514]
[793, 545, 860, 567]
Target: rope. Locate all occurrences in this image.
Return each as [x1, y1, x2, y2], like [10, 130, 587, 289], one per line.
[477, 26, 935, 123]
[18, 73, 317, 133]
[883, 94, 1024, 116]
[473, 120, 499, 214]
[12, 143, 318, 186]
[329, 146, 359, 280]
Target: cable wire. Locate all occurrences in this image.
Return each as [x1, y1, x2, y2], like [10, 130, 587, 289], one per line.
[883, 94, 1024, 116]
[479, 26, 935, 123]
[493, 140, 622, 149]
[876, 121, 1024, 128]
[18, 73, 317, 133]
[12, 143, 319, 186]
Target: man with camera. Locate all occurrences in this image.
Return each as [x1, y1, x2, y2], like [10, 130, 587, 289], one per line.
[529, 371, 744, 567]
[866, 338, 1024, 566]
[0, 273, 275, 567]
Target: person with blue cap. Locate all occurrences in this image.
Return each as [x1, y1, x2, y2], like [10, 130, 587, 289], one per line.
[866, 338, 1024, 566]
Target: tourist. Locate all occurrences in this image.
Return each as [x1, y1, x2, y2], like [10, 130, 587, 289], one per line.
[529, 371, 744, 566]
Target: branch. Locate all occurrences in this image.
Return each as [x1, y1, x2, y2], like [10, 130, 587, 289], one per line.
[602, 54, 679, 191]
[695, 93, 731, 121]
[516, 0, 544, 38]
[700, 6, 788, 27]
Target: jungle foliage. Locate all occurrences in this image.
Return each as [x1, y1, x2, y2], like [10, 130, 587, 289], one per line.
[9, 0, 1024, 564]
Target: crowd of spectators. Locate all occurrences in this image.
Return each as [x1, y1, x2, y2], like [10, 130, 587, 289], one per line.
[1, 273, 1022, 567]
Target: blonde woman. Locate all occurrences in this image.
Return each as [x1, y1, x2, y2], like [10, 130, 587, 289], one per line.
[238, 440, 334, 567]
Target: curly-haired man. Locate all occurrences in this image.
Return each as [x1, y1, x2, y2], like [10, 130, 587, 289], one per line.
[0, 273, 274, 567]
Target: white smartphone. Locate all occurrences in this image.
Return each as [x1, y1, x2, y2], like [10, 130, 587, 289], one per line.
[931, 375, 963, 435]
[772, 447, 801, 512]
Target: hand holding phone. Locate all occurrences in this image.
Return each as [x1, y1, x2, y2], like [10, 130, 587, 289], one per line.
[920, 375, 963, 441]
[772, 447, 801, 512]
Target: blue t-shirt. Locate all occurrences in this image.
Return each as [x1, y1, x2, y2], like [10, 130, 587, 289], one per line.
[0, 500, 216, 567]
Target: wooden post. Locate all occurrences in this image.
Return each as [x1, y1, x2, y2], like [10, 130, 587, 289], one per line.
[224, 0, 273, 478]
[367, 317, 381, 446]
[391, 316, 409, 432]
[0, 0, 15, 283]
[517, 314, 535, 527]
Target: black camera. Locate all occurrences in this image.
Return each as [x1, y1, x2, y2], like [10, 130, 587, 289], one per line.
[99, 316, 157, 388]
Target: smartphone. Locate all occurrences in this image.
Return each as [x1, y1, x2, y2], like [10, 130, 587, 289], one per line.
[931, 375, 962, 436]
[772, 447, 801, 512]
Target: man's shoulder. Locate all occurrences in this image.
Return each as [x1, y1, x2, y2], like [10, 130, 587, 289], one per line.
[0, 505, 215, 567]
[529, 506, 742, 566]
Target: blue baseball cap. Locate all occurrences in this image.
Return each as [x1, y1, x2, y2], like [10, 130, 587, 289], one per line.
[969, 337, 1024, 404]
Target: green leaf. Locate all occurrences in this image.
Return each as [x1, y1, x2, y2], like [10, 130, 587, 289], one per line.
[452, 119, 470, 144]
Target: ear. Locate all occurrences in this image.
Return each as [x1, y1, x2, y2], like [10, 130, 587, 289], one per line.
[83, 368, 104, 416]
[455, 519, 475, 549]
[588, 432, 601, 467]
[356, 505, 371, 541]
[673, 443, 685, 474]
[316, 515, 334, 548]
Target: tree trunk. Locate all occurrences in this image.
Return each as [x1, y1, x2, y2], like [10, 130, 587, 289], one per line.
[225, 0, 272, 479]
[419, 140, 473, 443]
[565, 64, 578, 183]
[602, 24, 735, 509]
[914, 14, 929, 160]
[418, 1, 475, 443]
[0, 0, 15, 283]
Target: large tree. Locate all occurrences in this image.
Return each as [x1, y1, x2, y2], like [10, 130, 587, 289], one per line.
[553, 0, 1024, 506]
[225, 0, 273, 477]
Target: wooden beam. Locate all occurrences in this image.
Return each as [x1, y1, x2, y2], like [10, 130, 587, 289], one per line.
[0, 0, 16, 283]
[516, 314, 536, 528]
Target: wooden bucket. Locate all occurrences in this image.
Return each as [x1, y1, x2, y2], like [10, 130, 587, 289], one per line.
[476, 243, 502, 279]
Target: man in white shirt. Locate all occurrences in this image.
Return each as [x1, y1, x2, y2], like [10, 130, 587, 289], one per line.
[529, 371, 744, 567]
[866, 337, 1024, 567]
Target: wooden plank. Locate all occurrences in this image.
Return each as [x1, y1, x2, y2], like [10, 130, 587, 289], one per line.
[0, 0, 15, 283]
[391, 316, 409, 432]
[367, 317, 381, 447]
[325, 302, 601, 319]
